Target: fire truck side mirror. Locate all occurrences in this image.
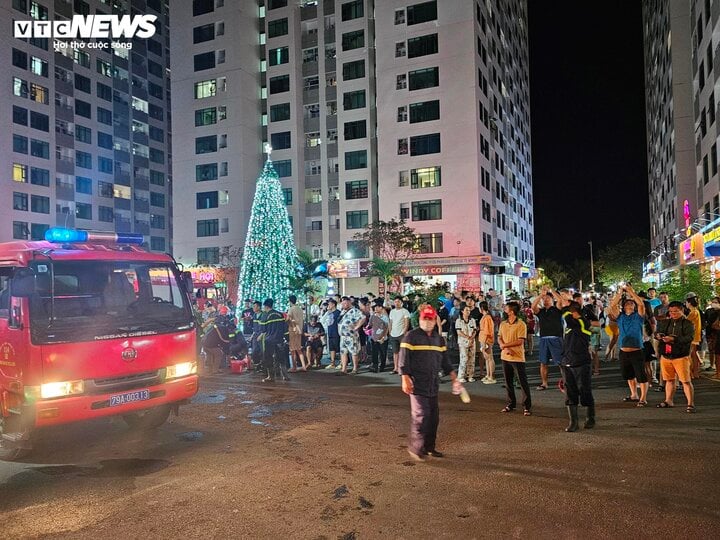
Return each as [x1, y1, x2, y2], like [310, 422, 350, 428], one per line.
[11, 267, 36, 298]
[181, 271, 194, 294]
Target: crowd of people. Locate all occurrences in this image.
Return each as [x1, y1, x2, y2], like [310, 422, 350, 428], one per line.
[194, 283, 716, 452]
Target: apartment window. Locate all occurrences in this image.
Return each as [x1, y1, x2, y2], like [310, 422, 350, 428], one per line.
[342, 60, 365, 81]
[13, 135, 28, 154]
[193, 0, 214, 16]
[341, 0, 363, 21]
[194, 52, 216, 71]
[344, 120, 367, 140]
[408, 33, 438, 58]
[345, 179, 368, 199]
[268, 160, 290, 179]
[713, 143, 718, 177]
[98, 156, 113, 173]
[704, 155, 710, 184]
[197, 191, 218, 209]
[13, 192, 28, 211]
[399, 170, 410, 187]
[269, 74, 290, 93]
[410, 133, 440, 155]
[147, 38, 163, 56]
[75, 202, 92, 220]
[342, 30, 364, 51]
[396, 42, 407, 57]
[76, 150, 92, 169]
[75, 100, 91, 119]
[194, 79, 217, 98]
[270, 103, 291, 122]
[96, 108, 111, 126]
[31, 194, 50, 214]
[396, 106, 409, 122]
[412, 199, 441, 221]
[345, 150, 367, 170]
[346, 240, 368, 258]
[75, 176, 92, 195]
[13, 106, 28, 127]
[31, 167, 49, 186]
[96, 58, 112, 77]
[75, 125, 92, 144]
[150, 126, 165, 143]
[396, 74, 407, 90]
[196, 163, 218, 181]
[411, 166, 441, 188]
[409, 67, 439, 90]
[196, 135, 217, 154]
[271, 131, 291, 150]
[268, 18, 289, 38]
[303, 47, 318, 63]
[197, 219, 219, 237]
[74, 73, 91, 93]
[409, 100, 440, 123]
[197, 247, 220, 265]
[193, 23, 215, 44]
[13, 221, 29, 239]
[151, 214, 166, 229]
[97, 206, 113, 223]
[395, 9, 406, 24]
[269, 46, 289, 66]
[346, 210, 369, 229]
[305, 188, 322, 204]
[407, 1, 437, 25]
[30, 139, 49, 159]
[343, 90, 366, 111]
[482, 232, 492, 253]
[710, 92, 716, 125]
[398, 138, 409, 155]
[150, 171, 165, 186]
[30, 111, 49, 132]
[282, 187, 293, 205]
[268, 0, 288, 8]
[415, 233, 443, 254]
[98, 132, 113, 149]
[96, 82, 112, 102]
[30, 223, 49, 241]
[12, 48, 27, 69]
[481, 200, 491, 221]
[13, 163, 28, 183]
[195, 107, 217, 126]
[149, 148, 165, 164]
[149, 82, 164, 100]
[30, 56, 48, 77]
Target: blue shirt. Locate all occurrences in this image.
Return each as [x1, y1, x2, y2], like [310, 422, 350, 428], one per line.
[648, 298, 661, 310]
[617, 312, 644, 349]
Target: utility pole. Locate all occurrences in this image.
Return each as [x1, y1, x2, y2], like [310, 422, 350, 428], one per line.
[588, 241, 595, 290]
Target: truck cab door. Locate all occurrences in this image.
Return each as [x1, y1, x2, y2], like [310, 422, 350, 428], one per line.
[0, 268, 26, 394]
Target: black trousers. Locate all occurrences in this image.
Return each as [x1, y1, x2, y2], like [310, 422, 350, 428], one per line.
[371, 340, 389, 371]
[562, 364, 594, 406]
[263, 341, 288, 379]
[409, 394, 439, 455]
[502, 360, 532, 410]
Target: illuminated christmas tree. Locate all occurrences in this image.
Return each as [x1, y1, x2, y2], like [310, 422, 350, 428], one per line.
[237, 146, 297, 312]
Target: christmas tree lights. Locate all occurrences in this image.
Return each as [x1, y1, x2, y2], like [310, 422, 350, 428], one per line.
[237, 150, 297, 313]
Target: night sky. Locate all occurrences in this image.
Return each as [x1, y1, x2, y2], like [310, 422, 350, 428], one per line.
[528, 0, 649, 264]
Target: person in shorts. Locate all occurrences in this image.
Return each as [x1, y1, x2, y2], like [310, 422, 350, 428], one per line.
[322, 299, 341, 368]
[655, 301, 696, 412]
[531, 287, 563, 390]
[338, 296, 366, 374]
[389, 296, 411, 374]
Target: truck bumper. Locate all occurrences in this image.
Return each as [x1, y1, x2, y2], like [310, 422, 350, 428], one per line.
[32, 375, 199, 427]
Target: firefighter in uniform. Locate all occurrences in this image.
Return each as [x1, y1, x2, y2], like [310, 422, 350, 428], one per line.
[561, 302, 596, 432]
[399, 305, 458, 461]
[259, 298, 289, 382]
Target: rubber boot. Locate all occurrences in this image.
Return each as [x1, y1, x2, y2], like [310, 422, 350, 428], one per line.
[584, 405, 596, 429]
[565, 405, 579, 432]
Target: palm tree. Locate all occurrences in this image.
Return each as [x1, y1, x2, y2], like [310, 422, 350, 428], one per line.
[285, 250, 328, 315]
[365, 257, 404, 297]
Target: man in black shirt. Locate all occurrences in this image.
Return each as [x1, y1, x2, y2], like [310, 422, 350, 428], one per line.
[241, 298, 254, 337]
[531, 287, 564, 390]
[561, 302, 596, 432]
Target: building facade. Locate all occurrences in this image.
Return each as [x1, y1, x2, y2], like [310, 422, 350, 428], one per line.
[2, 0, 172, 251]
[173, 0, 535, 293]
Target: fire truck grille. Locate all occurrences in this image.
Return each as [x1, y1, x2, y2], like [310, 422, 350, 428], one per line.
[90, 371, 160, 393]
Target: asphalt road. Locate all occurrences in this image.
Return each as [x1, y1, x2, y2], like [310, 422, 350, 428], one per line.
[2, 350, 720, 539]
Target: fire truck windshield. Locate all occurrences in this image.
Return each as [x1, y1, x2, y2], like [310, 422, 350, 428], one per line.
[28, 260, 194, 344]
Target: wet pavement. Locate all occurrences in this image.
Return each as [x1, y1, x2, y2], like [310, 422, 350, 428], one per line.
[1, 351, 720, 539]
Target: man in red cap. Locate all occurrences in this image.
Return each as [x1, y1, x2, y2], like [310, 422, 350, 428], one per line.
[399, 305, 459, 461]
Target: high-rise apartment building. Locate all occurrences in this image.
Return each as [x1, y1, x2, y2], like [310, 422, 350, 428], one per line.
[1, 0, 172, 251]
[173, 0, 534, 292]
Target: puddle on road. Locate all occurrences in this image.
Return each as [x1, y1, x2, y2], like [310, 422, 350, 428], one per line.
[240, 400, 255, 405]
[192, 392, 227, 405]
[246, 400, 317, 427]
[32, 458, 171, 478]
[178, 431, 204, 442]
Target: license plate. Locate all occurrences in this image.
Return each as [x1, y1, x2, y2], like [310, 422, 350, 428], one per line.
[109, 389, 150, 407]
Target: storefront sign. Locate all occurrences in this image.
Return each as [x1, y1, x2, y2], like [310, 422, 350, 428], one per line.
[189, 267, 217, 285]
[403, 255, 492, 268]
[405, 264, 481, 276]
[680, 233, 704, 264]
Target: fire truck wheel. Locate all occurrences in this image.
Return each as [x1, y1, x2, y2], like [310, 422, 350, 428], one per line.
[0, 417, 32, 461]
[122, 404, 172, 430]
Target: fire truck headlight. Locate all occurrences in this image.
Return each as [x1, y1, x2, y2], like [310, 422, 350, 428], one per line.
[40, 380, 85, 399]
[166, 361, 197, 379]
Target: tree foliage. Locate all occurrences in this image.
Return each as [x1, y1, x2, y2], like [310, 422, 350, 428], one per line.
[352, 219, 418, 263]
[365, 257, 404, 295]
[286, 250, 328, 304]
[660, 265, 715, 304]
[538, 259, 569, 289]
[595, 237, 649, 287]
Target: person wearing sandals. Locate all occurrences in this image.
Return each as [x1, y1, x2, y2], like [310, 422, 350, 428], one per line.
[532, 287, 564, 391]
[654, 301, 696, 413]
[608, 284, 649, 407]
[478, 301, 497, 383]
[499, 302, 532, 415]
[561, 302, 596, 432]
[338, 296, 366, 374]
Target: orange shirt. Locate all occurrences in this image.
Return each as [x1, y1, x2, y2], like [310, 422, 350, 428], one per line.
[499, 319, 527, 362]
[479, 313, 495, 344]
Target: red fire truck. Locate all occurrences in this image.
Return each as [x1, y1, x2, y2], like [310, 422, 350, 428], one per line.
[0, 228, 199, 460]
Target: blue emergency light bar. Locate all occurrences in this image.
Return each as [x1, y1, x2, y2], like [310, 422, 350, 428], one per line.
[45, 227, 144, 245]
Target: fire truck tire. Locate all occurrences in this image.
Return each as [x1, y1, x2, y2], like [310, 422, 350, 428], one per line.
[122, 404, 172, 430]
